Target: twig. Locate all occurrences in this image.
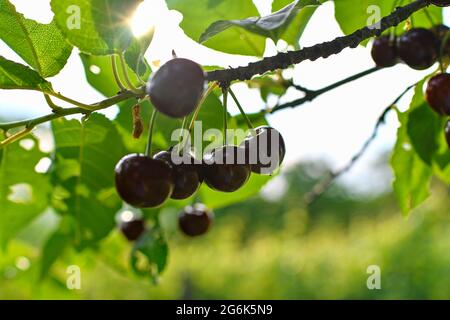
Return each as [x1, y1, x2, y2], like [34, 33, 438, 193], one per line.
[304, 82, 418, 205]
[271, 67, 380, 113]
[0, 89, 145, 131]
[206, 0, 429, 83]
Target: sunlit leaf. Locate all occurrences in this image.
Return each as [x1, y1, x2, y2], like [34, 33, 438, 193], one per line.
[0, 0, 72, 77]
[0, 135, 51, 247]
[199, 0, 319, 44]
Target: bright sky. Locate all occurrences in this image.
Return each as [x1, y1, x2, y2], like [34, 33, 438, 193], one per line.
[1, 0, 449, 194]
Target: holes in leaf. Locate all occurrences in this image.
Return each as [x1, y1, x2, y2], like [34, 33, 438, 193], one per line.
[402, 143, 412, 151]
[19, 139, 35, 151]
[35, 157, 52, 173]
[15, 257, 31, 271]
[90, 65, 101, 75]
[7, 183, 33, 204]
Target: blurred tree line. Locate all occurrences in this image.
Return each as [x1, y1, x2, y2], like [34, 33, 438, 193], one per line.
[0, 159, 449, 299]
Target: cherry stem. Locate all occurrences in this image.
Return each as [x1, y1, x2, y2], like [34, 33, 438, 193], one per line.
[188, 83, 218, 132]
[0, 127, 34, 149]
[222, 87, 228, 146]
[228, 88, 254, 130]
[111, 55, 127, 91]
[177, 116, 188, 155]
[439, 31, 450, 73]
[145, 109, 158, 157]
[272, 66, 380, 113]
[119, 53, 140, 93]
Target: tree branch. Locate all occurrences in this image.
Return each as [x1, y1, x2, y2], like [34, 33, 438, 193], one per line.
[206, 0, 430, 83]
[304, 82, 418, 205]
[0, 88, 145, 132]
[270, 66, 380, 113]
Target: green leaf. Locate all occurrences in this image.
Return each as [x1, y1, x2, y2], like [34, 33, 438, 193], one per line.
[39, 216, 74, 279]
[166, 0, 265, 56]
[0, 56, 52, 92]
[52, 114, 127, 248]
[199, 174, 272, 209]
[0, 0, 72, 77]
[80, 53, 144, 97]
[130, 228, 168, 281]
[279, 6, 317, 49]
[391, 109, 432, 217]
[0, 135, 51, 247]
[51, 0, 142, 55]
[199, 0, 319, 45]
[247, 73, 288, 102]
[80, 54, 121, 97]
[124, 28, 154, 77]
[406, 80, 443, 165]
[334, 1, 442, 46]
[404, 79, 450, 184]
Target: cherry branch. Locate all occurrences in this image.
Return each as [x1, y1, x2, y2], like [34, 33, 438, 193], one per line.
[0, 88, 145, 132]
[304, 82, 418, 205]
[270, 66, 380, 113]
[206, 0, 430, 83]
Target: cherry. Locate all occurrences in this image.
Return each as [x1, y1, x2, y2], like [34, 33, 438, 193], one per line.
[432, 24, 450, 57]
[115, 154, 174, 208]
[154, 150, 203, 200]
[430, 0, 450, 6]
[371, 36, 398, 68]
[147, 58, 206, 118]
[178, 203, 213, 237]
[445, 120, 450, 149]
[398, 28, 438, 70]
[240, 126, 286, 175]
[425, 73, 450, 116]
[203, 146, 251, 192]
[119, 217, 146, 241]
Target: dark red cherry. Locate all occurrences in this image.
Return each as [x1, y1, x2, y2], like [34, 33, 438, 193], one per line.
[431, 24, 450, 56]
[147, 58, 206, 118]
[115, 154, 174, 208]
[430, 0, 450, 7]
[240, 126, 286, 175]
[371, 36, 398, 67]
[398, 28, 438, 70]
[203, 146, 251, 193]
[119, 217, 146, 241]
[178, 203, 213, 237]
[445, 120, 450, 148]
[154, 150, 203, 200]
[425, 73, 450, 116]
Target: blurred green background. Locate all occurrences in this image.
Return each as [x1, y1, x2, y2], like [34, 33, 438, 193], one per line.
[0, 158, 449, 300]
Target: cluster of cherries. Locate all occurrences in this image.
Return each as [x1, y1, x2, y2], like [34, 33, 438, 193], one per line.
[114, 58, 285, 237]
[118, 203, 213, 240]
[371, 24, 449, 70]
[371, 21, 450, 149]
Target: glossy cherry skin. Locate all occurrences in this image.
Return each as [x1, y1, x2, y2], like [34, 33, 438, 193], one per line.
[119, 218, 146, 241]
[425, 73, 450, 116]
[147, 58, 205, 118]
[240, 126, 286, 175]
[371, 36, 398, 67]
[445, 120, 450, 149]
[203, 146, 251, 193]
[154, 150, 203, 200]
[178, 203, 213, 237]
[115, 154, 174, 208]
[398, 28, 438, 70]
[430, 0, 450, 7]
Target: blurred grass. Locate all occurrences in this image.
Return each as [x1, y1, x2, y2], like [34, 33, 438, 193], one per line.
[0, 163, 449, 299]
